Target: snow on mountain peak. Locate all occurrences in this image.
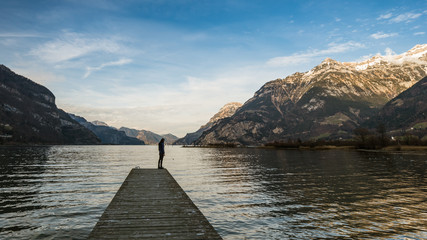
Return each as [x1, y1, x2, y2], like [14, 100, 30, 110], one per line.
[402, 44, 427, 58]
[352, 44, 427, 71]
[277, 44, 427, 102]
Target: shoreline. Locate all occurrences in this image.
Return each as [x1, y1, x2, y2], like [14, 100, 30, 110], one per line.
[357, 145, 427, 153]
[1, 144, 427, 153]
[182, 144, 427, 153]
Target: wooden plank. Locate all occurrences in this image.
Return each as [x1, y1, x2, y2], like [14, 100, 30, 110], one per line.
[88, 168, 222, 239]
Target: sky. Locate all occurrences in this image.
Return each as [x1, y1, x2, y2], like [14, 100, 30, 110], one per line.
[0, 0, 426, 137]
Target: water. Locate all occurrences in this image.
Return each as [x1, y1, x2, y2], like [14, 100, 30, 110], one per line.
[0, 146, 426, 239]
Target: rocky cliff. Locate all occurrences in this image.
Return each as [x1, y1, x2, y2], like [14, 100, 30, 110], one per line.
[69, 115, 145, 145]
[119, 127, 178, 145]
[196, 44, 427, 145]
[174, 102, 242, 145]
[0, 65, 100, 144]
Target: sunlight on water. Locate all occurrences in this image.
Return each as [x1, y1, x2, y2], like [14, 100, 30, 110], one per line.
[0, 146, 426, 239]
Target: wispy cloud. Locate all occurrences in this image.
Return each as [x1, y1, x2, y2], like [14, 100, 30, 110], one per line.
[414, 32, 425, 36]
[384, 47, 396, 56]
[377, 13, 393, 20]
[267, 42, 365, 66]
[30, 32, 121, 63]
[370, 32, 398, 39]
[84, 58, 133, 78]
[390, 12, 422, 23]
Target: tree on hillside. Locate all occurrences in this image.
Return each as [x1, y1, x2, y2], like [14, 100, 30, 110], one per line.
[354, 127, 370, 148]
[376, 122, 388, 147]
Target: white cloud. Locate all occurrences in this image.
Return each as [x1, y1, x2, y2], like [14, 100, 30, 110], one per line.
[414, 32, 425, 36]
[84, 58, 133, 78]
[267, 41, 365, 66]
[30, 32, 121, 63]
[377, 13, 393, 20]
[370, 32, 398, 39]
[390, 12, 422, 23]
[384, 47, 396, 56]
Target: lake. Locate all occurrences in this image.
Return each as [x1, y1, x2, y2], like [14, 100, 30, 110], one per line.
[0, 145, 426, 239]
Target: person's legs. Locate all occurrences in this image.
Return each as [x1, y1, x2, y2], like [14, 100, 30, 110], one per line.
[158, 154, 164, 169]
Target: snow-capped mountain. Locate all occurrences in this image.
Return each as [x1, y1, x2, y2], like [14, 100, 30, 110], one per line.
[195, 44, 427, 145]
[351, 44, 427, 71]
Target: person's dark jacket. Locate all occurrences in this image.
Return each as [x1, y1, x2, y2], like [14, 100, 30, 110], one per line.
[158, 141, 165, 155]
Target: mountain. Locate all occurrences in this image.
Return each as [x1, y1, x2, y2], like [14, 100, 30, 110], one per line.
[69, 114, 145, 145]
[0, 65, 100, 144]
[174, 102, 242, 145]
[119, 127, 178, 145]
[372, 76, 427, 132]
[161, 133, 179, 144]
[195, 44, 427, 145]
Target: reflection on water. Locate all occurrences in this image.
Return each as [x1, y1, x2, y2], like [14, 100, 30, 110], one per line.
[0, 146, 426, 239]
[0, 146, 49, 234]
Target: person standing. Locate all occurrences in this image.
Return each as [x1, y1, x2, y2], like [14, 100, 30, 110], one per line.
[158, 138, 165, 169]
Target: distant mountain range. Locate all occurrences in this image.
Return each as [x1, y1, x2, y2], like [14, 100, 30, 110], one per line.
[0, 65, 100, 144]
[67, 116, 179, 145]
[119, 127, 178, 145]
[69, 114, 145, 145]
[0, 64, 177, 145]
[68, 117, 178, 145]
[192, 44, 427, 145]
[71, 118, 178, 145]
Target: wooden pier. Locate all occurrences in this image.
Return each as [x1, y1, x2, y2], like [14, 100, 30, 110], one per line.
[88, 168, 222, 239]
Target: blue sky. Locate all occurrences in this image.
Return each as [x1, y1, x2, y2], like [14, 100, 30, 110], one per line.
[0, 0, 426, 137]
